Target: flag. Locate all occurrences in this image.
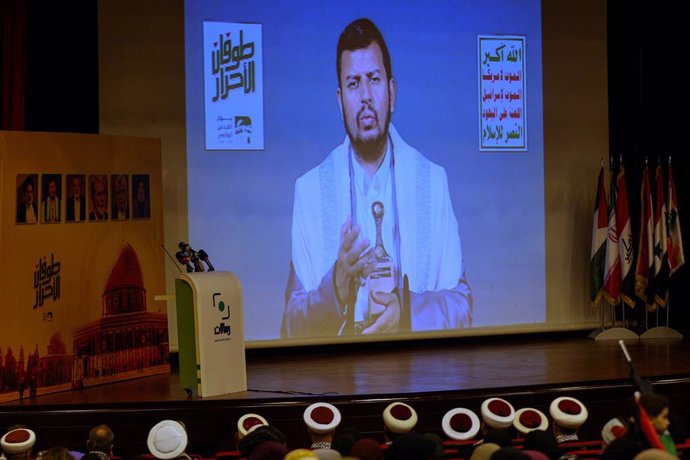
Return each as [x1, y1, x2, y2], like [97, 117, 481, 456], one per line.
[603, 164, 621, 305]
[635, 394, 665, 450]
[635, 164, 655, 311]
[616, 162, 635, 308]
[590, 164, 608, 307]
[653, 164, 669, 308]
[667, 162, 685, 275]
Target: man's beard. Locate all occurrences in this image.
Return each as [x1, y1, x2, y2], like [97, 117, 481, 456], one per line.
[345, 103, 391, 163]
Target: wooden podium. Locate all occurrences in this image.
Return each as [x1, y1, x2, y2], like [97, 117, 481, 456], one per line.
[174, 271, 246, 397]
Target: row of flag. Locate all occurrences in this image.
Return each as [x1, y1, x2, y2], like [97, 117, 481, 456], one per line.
[590, 158, 685, 311]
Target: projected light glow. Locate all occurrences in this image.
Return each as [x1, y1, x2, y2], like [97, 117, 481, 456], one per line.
[185, 0, 545, 344]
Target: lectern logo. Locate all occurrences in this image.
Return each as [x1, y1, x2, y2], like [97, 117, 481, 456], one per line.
[212, 292, 231, 336]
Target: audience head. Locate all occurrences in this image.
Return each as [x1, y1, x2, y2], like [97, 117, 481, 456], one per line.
[522, 430, 559, 459]
[638, 392, 670, 435]
[421, 433, 444, 460]
[87, 424, 114, 456]
[285, 448, 318, 460]
[601, 417, 630, 445]
[82, 453, 106, 460]
[312, 448, 342, 460]
[483, 428, 512, 447]
[442, 407, 480, 440]
[304, 402, 342, 442]
[237, 413, 269, 440]
[247, 441, 289, 460]
[633, 449, 677, 460]
[147, 420, 187, 460]
[549, 396, 587, 438]
[37, 448, 76, 460]
[238, 425, 287, 458]
[601, 437, 643, 460]
[521, 450, 549, 460]
[1, 428, 36, 460]
[480, 398, 516, 431]
[490, 447, 531, 460]
[349, 438, 383, 460]
[468, 442, 500, 460]
[513, 408, 548, 436]
[383, 402, 418, 440]
[385, 433, 435, 460]
[331, 434, 358, 457]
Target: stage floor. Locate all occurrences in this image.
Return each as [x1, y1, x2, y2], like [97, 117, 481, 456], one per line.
[2, 333, 689, 458]
[3, 333, 688, 407]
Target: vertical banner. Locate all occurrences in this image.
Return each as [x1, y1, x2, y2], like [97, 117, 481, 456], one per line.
[0, 132, 167, 403]
[478, 36, 527, 151]
[203, 22, 264, 150]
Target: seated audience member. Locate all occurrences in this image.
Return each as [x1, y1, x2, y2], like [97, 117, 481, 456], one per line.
[522, 430, 560, 460]
[385, 433, 435, 460]
[330, 433, 358, 457]
[304, 402, 342, 450]
[311, 447, 342, 460]
[468, 442, 500, 460]
[285, 449, 318, 460]
[549, 397, 588, 444]
[246, 441, 289, 460]
[1, 427, 36, 460]
[480, 398, 516, 434]
[37, 448, 76, 460]
[601, 417, 630, 446]
[442, 407, 481, 441]
[383, 402, 418, 444]
[463, 428, 512, 460]
[238, 425, 287, 458]
[331, 426, 362, 456]
[237, 413, 269, 442]
[489, 447, 531, 460]
[86, 424, 115, 460]
[637, 393, 676, 457]
[513, 408, 549, 437]
[82, 452, 106, 460]
[421, 433, 444, 460]
[633, 448, 678, 460]
[349, 438, 383, 460]
[521, 450, 549, 460]
[147, 420, 189, 460]
[482, 429, 512, 447]
[600, 438, 643, 460]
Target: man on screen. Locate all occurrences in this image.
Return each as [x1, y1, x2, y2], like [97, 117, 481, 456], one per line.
[282, 18, 472, 338]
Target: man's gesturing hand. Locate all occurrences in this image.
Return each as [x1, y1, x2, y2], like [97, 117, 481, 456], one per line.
[334, 216, 374, 305]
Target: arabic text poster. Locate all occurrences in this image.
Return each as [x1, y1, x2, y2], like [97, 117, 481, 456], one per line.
[203, 22, 264, 150]
[478, 36, 526, 151]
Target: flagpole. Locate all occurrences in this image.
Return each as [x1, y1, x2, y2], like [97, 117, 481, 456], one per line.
[619, 154, 626, 330]
[640, 155, 681, 339]
[593, 155, 639, 341]
[667, 156, 672, 329]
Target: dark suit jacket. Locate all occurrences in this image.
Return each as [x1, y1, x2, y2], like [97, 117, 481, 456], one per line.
[66, 195, 86, 221]
[16, 202, 38, 223]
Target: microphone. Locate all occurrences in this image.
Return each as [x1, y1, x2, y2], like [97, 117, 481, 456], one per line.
[197, 249, 215, 271]
[175, 242, 195, 273]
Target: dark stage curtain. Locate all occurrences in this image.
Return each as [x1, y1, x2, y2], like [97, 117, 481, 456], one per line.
[1, 0, 27, 130]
